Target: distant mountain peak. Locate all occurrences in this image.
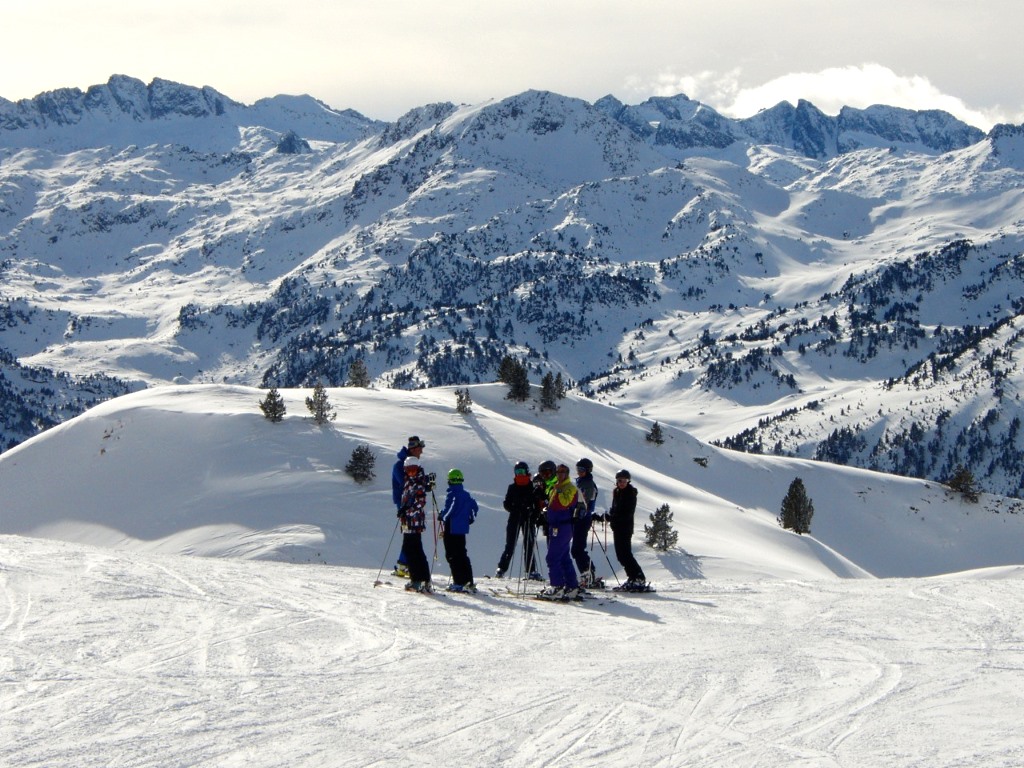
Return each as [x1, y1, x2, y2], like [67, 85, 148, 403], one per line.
[0, 75, 238, 129]
[0, 75, 381, 152]
[594, 92, 986, 159]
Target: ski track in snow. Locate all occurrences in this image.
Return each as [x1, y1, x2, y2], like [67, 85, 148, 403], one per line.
[4, 536, 1024, 767]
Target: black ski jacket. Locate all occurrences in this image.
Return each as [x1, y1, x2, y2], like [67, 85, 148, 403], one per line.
[608, 484, 638, 528]
[503, 480, 536, 519]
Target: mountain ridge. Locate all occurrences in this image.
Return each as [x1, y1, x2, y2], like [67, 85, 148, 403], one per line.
[2, 76, 1024, 499]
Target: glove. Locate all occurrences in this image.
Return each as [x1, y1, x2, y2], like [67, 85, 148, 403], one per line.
[396, 508, 404, 519]
[592, 513, 605, 523]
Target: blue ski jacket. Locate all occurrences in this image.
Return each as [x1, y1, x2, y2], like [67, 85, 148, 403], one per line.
[576, 472, 598, 517]
[391, 445, 410, 507]
[440, 483, 478, 535]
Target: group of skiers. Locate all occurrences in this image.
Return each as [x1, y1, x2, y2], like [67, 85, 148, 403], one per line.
[390, 435, 648, 600]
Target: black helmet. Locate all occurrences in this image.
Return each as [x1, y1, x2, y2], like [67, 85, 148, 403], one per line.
[615, 469, 631, 481]
[576, 458, 593, 472]
[538, 460, 556, 474]
[514, 461, 530, 475]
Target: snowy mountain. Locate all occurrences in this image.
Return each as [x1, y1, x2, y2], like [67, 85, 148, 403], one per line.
[2, 75, 1024, 498]
[4, 383, 1024, 767]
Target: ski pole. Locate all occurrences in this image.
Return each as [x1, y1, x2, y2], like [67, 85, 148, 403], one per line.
[430, 488, 441, 563]
[430, 490, 442, 589]
[532, 528, 548, 581]
[593, 517, 619, 586]
[535, 524, 549, 593]
[514, 526, 530, 598]
[374, 518, 400, 587]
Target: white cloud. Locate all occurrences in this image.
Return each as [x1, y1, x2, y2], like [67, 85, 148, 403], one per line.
[630, 69, 744, 112]
[632, 64, 1010, 132]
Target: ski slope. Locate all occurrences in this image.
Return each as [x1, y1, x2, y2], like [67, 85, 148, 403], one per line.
[3, 383, 1024, 766]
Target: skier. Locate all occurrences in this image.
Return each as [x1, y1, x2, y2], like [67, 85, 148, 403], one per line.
[540, 463, 581, 600]
[440, 468, 479, 593]
[572, 458, 600, 588]
[533, 460, 558, 536]
[606, 469, 648, 591]
[536, 460, 558, 496]
[390, 435, 425, 577]
[495, 461, 541, 580]
[399, 454, 433, 593]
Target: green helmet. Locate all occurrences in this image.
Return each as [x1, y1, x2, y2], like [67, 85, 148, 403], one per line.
[447, 468, 464, 484]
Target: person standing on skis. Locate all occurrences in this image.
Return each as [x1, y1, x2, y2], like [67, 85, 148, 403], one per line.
[607, 468, 648, 591]
[572, 458, 600, 588]
[440, 468, 479, 593]
[495, 461, 541, 580]
[533, 460, 557, 538]
[391, 436, 425, 577]
[399, 454, 433, 593]
[541, 463, 581, 600]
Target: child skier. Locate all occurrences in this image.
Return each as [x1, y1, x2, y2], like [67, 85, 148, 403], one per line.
[399, 455, 433, 593]
[495, 461, 541, 580]
[440, 468, 479, 593]
[607, 469, 648, 591]
[541, 463, 581, 600]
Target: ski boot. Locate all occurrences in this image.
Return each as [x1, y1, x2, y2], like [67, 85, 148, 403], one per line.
[536, 586, 563, 601]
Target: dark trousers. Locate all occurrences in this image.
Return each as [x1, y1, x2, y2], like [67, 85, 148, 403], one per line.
[444, 533, 473, 586]
[497, 512, 537, 574]
[571, 516, 594, 575]
[401, 532, 430, 582]
[394, 507, 408, 566]
[612, 522, 645, 582]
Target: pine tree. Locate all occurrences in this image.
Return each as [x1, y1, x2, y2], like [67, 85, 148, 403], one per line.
[305, 382, 335, 425]
[347, 358, 371, 388]
[539, 372, 558, 410]
[946, 465, 979, 503]
[778, 477, 814, 534]
[455, 388, 473, 414]
[258, 387, 287, 422]
[503, 358, 530, 402]
[554, 372, 568, 399]
[646, 421, 665, 445]
[345, 444, 376, 483]
[497, 355, 519, 385]
[645, 503, 678, 550]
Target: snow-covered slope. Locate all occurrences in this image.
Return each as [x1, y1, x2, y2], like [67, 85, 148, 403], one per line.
[3, 383, 1022, 579]
[4, 384, 1024, 767]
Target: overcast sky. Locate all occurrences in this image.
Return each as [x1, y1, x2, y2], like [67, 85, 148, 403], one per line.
[3, 0, 1022, 130]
